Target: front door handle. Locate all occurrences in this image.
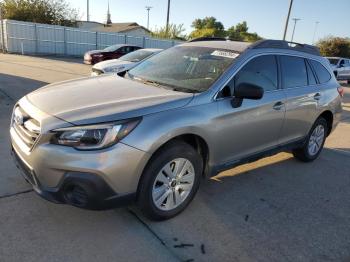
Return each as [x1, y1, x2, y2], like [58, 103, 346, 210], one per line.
[314, 93, 321, 100]
[273, 101, 284, 110]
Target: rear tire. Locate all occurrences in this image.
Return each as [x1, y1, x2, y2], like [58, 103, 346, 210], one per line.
[137, 141, 203, 221]
[292, 117, 328, 162]
[347, 80, 350, 84]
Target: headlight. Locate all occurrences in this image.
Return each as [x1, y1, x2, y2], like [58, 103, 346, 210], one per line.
[50, 119, 140, 150]
[104, 66, 125, 73]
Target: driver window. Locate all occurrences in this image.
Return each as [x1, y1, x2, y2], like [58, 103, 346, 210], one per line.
[233, 55, 278, 92]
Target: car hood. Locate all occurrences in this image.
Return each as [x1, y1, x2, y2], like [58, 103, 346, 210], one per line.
[26, 75, 193, 126]
[93, 59, 133, 71]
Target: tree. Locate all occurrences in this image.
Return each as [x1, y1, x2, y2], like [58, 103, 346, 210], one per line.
[317, 37, 350, 57]
[227, 21, 262, 42]
[190, 16, 226, 38]
[1, 0, 79, 27]
[192, 17, 224, 31]
[235, 21, 248, 33]
[151, 24, 186, 41]
[189, 18, 262, 42]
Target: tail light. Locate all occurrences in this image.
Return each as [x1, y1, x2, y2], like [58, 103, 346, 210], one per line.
[337, 86, 344, 97]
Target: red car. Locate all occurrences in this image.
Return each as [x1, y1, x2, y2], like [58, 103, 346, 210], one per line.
[84, 44, 141, 65]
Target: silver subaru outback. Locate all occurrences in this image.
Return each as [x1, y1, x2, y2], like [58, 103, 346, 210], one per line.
[10, 40, 343, 220]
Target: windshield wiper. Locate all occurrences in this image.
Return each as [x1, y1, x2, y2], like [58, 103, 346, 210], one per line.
[171, 87, 199, 93]
[128, 74, 199, 93]
[133, 76, 161, 87]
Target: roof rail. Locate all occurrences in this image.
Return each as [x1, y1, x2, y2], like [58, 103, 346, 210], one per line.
[249, 40, 320, 56]
[188, 37, 228, 42]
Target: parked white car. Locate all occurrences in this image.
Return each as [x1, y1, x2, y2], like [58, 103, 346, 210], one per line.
[326, 57, 350, 83]
[91, 48, 163, 76]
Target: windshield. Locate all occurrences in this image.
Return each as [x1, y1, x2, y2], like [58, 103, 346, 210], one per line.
[128, 46, 238, 93]
[103, 45, 122, 52]
[120, 50, 155, 62]
[328, 58, 340, 65]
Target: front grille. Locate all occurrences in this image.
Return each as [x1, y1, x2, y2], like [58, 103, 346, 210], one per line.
[12, 106, 41, 149]
[12, 148, 37, 186]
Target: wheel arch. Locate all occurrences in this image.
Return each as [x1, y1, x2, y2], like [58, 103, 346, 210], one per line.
[318, 110, 333, 136]
[136, 133, 210, 198]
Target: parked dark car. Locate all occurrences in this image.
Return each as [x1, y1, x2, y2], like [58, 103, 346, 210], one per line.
[84, 44, 141, 65]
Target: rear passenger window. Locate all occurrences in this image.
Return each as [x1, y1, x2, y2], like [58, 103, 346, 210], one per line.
[280, 56, 307, 88]
[306, 61, 317, 85]
[234, 55, 278, 92]
[309, 60, 331, 83]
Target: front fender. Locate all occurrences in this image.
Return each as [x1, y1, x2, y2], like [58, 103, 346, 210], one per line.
[122, 102, 218, 160]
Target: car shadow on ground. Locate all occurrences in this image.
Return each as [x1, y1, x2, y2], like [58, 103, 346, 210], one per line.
[0, 73, 48, 102]
[20, 54, 85, 65]
[137, 149, 350, 261]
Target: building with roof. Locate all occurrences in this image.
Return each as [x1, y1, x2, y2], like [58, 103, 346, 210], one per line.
[77, 2, 151, 37]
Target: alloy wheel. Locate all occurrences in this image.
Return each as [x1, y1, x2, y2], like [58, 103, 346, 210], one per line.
[308, 124, 325, 156]
[152, 158, 195, 211]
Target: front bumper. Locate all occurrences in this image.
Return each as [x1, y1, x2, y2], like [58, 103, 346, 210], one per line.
[11, 147, 137, 210]
[10, 123, 150, 210]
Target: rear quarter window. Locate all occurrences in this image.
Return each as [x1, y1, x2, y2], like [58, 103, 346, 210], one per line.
[309, 60, 332, 83]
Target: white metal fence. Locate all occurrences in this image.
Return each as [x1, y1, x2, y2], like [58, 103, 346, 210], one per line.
[0, 20, 181, 56]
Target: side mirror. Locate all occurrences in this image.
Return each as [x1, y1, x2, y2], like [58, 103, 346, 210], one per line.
[234, 83, 264, 100]
[231, 83, 264, 108]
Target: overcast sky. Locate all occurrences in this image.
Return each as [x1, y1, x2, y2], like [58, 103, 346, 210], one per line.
[68, 0, 350, 44]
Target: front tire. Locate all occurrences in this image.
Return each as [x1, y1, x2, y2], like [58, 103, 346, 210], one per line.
[293, 117, 328, 162]
[138, 141, 203, 221]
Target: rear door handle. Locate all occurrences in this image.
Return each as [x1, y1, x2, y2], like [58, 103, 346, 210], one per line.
[314, 93, 321, 100]
[273, 101, 284, 110]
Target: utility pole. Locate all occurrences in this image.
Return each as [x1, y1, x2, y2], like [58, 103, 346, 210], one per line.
[0, 2, 5, 53]
[283, 0, 294, 40]
[87, 0, 90, 21]
[165, 0, 170, 36]
[145, 6, 152, 29]
[290, 18, 301, 42]
[312, 21, 319, 45]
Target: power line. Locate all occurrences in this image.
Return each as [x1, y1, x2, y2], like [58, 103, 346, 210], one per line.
[290, 18, 301, 42]
[312, 21, 320, 45]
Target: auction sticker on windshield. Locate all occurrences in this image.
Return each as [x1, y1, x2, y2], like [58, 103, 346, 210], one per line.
[211, 50, 239, 59]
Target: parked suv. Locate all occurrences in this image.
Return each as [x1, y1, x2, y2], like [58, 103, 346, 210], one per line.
[326, 57, 350, 83]
[11, 40, 343, 220]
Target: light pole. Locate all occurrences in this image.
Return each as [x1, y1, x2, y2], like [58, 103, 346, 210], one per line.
[87, 0, 90, 21]
[165, 0, 170, 36]
[312, 21, 319, 45]
[283, 0, 294, 40]
[290, 18, 301, 42]
[145, 6, 152, 29]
